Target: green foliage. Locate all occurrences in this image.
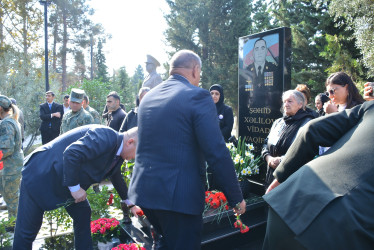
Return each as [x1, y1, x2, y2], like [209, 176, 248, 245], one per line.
[41, 233, 74, 249]
[96, 39, 109, 83]
[66, 79, 112, 115]
[0, 217, 15, 247]
[86, 185, 111, 221]
[328, 0, 374, 77]
[165, 0, 253, 112]
[44, 207, 73, 237]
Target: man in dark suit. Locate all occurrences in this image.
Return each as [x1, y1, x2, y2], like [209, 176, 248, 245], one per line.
[39, 91, 64, 144]
[128, 50, 246, 250]
[13, 125, 140, 249]
[263, 101, 374, 249]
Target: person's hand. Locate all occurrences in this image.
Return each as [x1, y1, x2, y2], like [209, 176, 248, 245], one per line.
[52, 112, 61, 118]
[233, 199, 246, 215]
[266, 179, 281, 194]
[70, 188, 87, 203]
[364, 82, 374, 101]
[129, 205, 143, 218]
[323, 101, 338, 114]
[266, 156, 281, 169]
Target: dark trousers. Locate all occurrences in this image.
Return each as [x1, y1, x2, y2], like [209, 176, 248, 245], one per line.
[13, 181, 93, 250]
[41, 128, 59, 145]
[262, 207, 306, 250]
[142, 208, 203, 250]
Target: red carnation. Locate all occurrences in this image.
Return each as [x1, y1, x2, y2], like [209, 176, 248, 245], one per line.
[0, 150, 3, 160]
[136, 209, 144, 217]
[107, 193, 114, 206]
[0, 162, 3, 171]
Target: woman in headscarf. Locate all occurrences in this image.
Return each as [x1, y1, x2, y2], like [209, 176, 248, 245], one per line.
[0, 95, 23, 228]
[209, 84, 234, 142]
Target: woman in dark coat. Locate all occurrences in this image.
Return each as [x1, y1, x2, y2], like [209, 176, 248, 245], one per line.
[209, 84, 234, 142]
[262, 90, 315, 190]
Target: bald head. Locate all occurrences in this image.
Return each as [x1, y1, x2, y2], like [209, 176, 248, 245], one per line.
[169, 50, 202, 86]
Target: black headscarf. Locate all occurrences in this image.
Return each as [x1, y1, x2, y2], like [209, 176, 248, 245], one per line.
[209, 84, 225, 115]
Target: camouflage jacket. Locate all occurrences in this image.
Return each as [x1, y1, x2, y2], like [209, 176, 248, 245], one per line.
[85, 106, 102, 125]
[0, 116, 24, 175]
[60, 107, 94, 134]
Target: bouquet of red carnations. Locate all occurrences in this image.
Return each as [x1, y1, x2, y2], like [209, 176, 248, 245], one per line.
[91, 218, 120, 243]
[111, 243, 145, 250]
[205, 191, 229, 210]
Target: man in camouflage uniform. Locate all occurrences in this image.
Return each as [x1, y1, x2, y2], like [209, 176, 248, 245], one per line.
[60, 89, 94, 134]
[82, 94, 101, 124]
[0, 95, 23, 224]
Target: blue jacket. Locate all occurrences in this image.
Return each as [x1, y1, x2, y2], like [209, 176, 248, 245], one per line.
[129, 75, 242, 215]
[22, 125, 127, 210]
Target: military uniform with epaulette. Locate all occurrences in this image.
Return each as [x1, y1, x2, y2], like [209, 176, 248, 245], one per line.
[85, 106, 101, 125]
[0, 95, 24, 220]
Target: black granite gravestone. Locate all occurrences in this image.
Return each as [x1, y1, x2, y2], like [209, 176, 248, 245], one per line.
[238, 27, 292, 181]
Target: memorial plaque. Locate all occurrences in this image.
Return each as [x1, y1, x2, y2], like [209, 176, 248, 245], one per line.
[238, 27, 291, 179]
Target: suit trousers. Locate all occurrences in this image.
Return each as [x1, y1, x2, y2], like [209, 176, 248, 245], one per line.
[13, 181, 93, 250]
[262, 207, 306, 250]
[41, 128, 59, 145]
[142, 208, 203, 250]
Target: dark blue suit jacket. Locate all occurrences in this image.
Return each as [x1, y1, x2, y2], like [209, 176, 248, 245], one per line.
[128, 75, 242, 215]
[22, 125, 127, 210]
[39, 102, 64, 133]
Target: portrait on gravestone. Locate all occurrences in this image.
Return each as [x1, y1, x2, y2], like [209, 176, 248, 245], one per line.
[238, 28, 291, 160]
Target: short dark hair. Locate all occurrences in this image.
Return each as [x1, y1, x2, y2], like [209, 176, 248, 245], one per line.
[107, 91, 120, 101]
[83, 94, 89, 103]
[64, 95, 69, 99]
[46, 91, 55, 97]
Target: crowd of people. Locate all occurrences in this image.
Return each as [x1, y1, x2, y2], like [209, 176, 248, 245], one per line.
[0, 48, 374, 249]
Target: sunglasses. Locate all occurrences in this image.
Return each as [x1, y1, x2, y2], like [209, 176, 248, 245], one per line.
[325, 85, 345, 97]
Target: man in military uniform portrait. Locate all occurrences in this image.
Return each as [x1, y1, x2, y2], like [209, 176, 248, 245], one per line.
[60, 88, 94, 134]
[82, 94, 101, 125]
[142, 54, 163, 89]
[240, 38, 279, 108]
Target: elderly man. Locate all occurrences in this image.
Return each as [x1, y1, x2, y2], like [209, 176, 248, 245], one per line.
[60, 88, 94, 134]
[13, 125, 141, 249]
[142, 54, 163, 89]
[263, 101, 374, 249]
[129, 50, 245, 249]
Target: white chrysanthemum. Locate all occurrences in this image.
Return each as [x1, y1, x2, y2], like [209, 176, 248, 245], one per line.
[245, 151, 250, 157]
[234, 158, 239, 164]
[240, 158, 244, 164]
[241, 169, 246, 175]
[248, 144, 254, 150]
[226, 143, 233, 149]
[250, 154, 254, 160]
